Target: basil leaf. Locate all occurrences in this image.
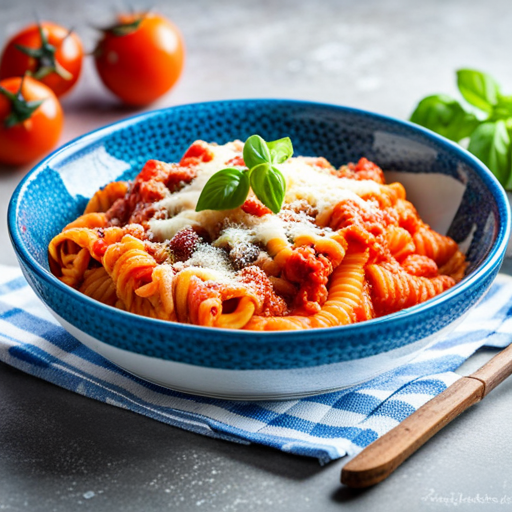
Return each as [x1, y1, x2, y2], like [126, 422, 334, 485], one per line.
[457, 69, 500, 114]
[250, 163, 286, 214]
[243, 134, 272, 169]
[410, 94, 479, 141]
[195, 168, 250, 211]
[468, 121, 510, 186]
[267, 137, 293, 164]
[490, 95, 512, 121]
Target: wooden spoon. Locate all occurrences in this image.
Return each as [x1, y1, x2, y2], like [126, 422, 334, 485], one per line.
[341, 343, 512, 488]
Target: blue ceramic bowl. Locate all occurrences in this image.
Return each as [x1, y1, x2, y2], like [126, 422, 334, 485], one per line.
[8, 99, 511, 399]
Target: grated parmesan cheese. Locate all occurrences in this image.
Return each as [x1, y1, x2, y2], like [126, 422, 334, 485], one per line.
[173, 244, 236, 283]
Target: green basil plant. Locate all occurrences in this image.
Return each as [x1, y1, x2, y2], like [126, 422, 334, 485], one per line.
[410, 69, 512, 190]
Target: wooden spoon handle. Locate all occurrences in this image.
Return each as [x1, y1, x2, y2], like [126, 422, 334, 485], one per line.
[341, 376, 484, 488]
[341, 343, 512, 488]
[471, 343, 512, 396]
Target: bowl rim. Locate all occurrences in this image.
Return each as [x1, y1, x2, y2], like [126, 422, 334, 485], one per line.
[8, 98, 512, 342]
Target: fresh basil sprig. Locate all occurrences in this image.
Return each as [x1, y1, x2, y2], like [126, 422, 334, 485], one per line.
[410, 69, 512, 189]
[195, 135, 292, 213]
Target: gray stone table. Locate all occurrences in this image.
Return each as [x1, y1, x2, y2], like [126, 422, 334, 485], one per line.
[1, 0, 512, 510]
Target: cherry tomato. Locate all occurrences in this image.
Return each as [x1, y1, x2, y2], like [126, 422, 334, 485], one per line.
[0, 76, 63, 166]
[0, 22, 83, 97]
[94, 13, 185, 106]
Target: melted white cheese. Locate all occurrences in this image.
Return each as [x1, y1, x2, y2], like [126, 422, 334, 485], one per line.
[148, 142, 382, 249]
[283, 157, 380, 214]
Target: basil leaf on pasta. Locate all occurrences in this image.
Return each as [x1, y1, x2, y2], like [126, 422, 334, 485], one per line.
[267, 137, 293, 164]
[195, 167, 250, 211]
[250, 163, 286, 214]
[243, 134, 271, 169]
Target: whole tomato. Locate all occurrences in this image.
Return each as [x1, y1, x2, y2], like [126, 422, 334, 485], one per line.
[0, 22, 83, 97]
[0, 76, 63, 165]
[94, 13, 185, 106]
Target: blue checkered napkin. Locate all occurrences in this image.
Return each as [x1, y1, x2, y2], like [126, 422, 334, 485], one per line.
[0, 265, 511, 465]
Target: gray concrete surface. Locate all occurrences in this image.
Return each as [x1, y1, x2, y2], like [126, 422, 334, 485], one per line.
[1, 0, 512, 510]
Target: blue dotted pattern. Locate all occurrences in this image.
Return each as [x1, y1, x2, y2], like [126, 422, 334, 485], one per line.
[8, 100, 510, 370]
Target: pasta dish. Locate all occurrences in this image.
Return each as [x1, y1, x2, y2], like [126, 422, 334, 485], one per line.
[48, 138, 467, 331]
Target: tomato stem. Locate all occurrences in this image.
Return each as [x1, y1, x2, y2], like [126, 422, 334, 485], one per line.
[0, 76, 45, 128]
[91, 13, 147, 57]
[110, 17, 145, 36]
[14, 22, 73, 82]
[96, 12, 150, 37]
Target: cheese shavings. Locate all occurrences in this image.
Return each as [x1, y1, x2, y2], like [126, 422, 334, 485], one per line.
[149, 141, 384, 277]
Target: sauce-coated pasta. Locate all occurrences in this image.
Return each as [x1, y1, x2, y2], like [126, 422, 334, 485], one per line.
[48, 140, 467, 330]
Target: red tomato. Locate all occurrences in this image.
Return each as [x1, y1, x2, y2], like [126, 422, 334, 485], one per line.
[0, 22, 83, 97]
[0, 76, 63, 166]
[94, 13, 185, 106]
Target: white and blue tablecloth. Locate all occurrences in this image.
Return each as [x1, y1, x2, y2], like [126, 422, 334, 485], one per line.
[0, 264, 510, 464]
